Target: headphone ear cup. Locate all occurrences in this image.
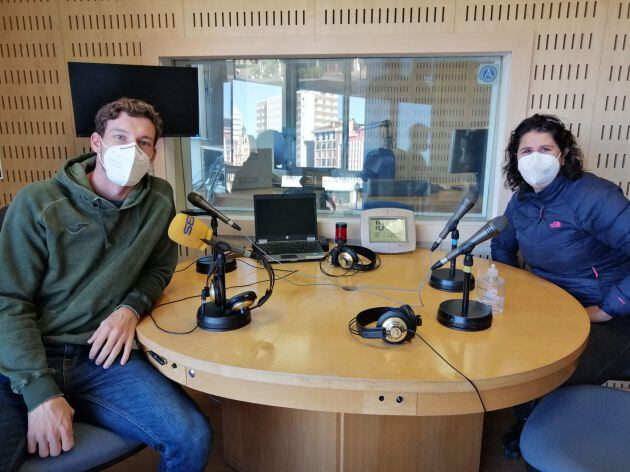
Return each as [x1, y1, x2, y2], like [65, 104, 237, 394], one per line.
[226, 291, 257, 312]
[376, 310, 408, 344]
[337, 246, 358, 269]
[376, 310, 394, 329]
[208, 278, 222, 305]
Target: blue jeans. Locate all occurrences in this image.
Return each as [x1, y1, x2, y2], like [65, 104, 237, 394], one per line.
[565, 317, 630, 385]
[0, 344, 212, 472]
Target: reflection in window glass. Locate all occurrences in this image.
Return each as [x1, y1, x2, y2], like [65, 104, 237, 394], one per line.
[176, 56, 501, 217]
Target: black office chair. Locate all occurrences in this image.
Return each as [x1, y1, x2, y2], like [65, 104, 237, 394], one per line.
[0, 205, 146, 471]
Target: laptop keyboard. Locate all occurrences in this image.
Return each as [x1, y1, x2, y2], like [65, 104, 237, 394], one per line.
[257, 240, 323, 255]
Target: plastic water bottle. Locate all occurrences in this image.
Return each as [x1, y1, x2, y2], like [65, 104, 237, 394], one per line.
[476, 263, 505, 314]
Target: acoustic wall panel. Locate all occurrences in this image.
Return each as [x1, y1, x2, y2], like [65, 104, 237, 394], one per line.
[455, 1, 602, 31]
[0, 0, 628, 204]
[316, 1, 457, 33]
[183, 0, 313, 37]
[457, 1, 609, 188]
[58, 0, 184, 64]
[0, 0, 74, 205]
[588, 1, 630, 195]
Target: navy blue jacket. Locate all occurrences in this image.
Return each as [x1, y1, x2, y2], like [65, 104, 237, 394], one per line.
[491, 173, 630, 317]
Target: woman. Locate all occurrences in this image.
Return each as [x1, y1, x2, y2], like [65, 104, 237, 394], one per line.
[491, 114, 630, 457]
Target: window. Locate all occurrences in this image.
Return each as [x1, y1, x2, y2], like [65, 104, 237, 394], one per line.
[176, 56, 502, 217]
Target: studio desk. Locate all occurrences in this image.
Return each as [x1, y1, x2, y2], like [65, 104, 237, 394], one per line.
[137, 249, 589, 472]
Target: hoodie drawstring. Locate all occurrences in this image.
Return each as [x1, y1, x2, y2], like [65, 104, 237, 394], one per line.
[93, 200, 111, 250]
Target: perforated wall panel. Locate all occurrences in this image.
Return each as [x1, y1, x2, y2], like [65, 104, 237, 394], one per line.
[0, 0, 628, 204]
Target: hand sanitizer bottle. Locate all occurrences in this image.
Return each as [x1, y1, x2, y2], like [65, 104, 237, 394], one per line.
[476, 263, 505, 314]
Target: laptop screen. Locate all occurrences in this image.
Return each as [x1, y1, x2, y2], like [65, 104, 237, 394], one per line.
[254, 193, 318, 242]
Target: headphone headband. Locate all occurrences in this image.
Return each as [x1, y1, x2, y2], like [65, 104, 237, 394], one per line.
[348, 245, 378, 271]
[198, 251, 275, 332]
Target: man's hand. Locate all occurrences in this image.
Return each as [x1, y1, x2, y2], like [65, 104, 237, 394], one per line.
[88, 306, 138, 368]
[585, 306, 613, 323]
[27, 396, 75, 458]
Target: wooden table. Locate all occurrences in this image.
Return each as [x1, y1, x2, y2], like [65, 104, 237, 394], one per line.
[137, 250, 589, 471]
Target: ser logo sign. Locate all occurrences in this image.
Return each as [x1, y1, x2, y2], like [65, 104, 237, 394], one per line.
[183, 216, 195, 236]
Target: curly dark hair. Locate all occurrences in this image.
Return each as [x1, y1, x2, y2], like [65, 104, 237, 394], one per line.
[94, 97, 163, 143]
[503, 114, 584, 192]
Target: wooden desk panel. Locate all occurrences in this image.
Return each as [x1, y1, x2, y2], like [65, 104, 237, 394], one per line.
[137, 250, 589, 471]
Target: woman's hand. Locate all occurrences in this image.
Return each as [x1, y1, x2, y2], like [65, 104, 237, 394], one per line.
[585, 306, 613, 323]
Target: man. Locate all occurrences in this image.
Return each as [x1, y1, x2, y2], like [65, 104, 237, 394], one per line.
[0, 98, 212, 471]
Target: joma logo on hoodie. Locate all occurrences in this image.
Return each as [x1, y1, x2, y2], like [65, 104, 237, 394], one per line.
[66, 222, 90, 234]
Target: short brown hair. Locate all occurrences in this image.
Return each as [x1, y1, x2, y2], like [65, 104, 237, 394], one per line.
[94, 97, 164, 142]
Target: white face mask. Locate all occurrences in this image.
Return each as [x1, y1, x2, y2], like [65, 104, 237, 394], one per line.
[99, 140, 151, 187]
[517, 151, 561, 192]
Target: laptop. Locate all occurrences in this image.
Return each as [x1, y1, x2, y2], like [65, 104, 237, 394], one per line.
[253, 193, 325, 263]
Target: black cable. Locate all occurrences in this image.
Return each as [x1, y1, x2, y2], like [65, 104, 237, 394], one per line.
[275, 270, 299, 281]
[148, 311, 198, 335]
[240, 256, 339, 288]
[222, 252, 275, 309]
[153, 294, 199, 308]
[235, 259, 298, 281]
[243, 237, 332, 289]
[174, 260, 197, 273]
[346, 317, 487, 412]
[348, 317, 361, 336]
[149, 294, 200, 334]
[410, 330, 487, 413]
[204, 260, 218, 287]
[282, 277, 341, 288]
[226, 268, 296, 290]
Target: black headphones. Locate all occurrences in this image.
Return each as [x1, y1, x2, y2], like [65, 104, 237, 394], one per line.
[350, 304, 421, 344]
[197, 250, 274, 332]
[327, 244, 380, 271]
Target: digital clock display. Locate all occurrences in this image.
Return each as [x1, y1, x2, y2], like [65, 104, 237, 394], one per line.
[369, 217, 407, 243]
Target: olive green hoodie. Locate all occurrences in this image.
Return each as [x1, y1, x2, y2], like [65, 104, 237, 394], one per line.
[0, 153, 178, 411]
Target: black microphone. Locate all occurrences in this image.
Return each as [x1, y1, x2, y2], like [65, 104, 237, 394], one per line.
[430, 190, 479, 251]
[187, 192, 242, 231]
[203, 236, 253, 259]
[430, 216, 509, 270]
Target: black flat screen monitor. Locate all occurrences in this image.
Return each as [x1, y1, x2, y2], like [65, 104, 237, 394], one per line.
[449, 128, 488, 174]
[68, 62, 199, 137]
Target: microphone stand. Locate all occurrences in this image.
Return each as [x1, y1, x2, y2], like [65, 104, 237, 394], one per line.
[436, 252, 492, 331]
[429, 226, 476, 292]
[197, 247, 252, 331]
[183, 210, 237, 274]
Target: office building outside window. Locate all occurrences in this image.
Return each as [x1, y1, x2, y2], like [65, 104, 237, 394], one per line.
[177, 56, 501, 217]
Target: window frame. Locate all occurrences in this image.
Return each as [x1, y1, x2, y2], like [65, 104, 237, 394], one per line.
[145, 31, 532, 243]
